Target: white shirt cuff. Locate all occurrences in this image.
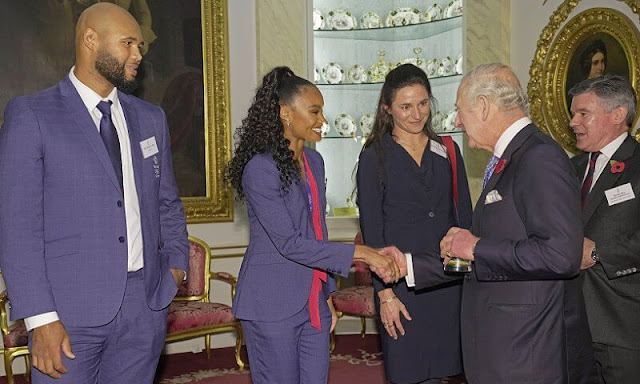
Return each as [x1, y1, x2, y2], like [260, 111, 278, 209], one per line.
[24, 311, 59, 331]
[405, 252, 415, 287]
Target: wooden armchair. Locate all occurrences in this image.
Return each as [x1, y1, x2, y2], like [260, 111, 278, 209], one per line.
[165, 236, 244, 369]
[0, 291, 30, 384]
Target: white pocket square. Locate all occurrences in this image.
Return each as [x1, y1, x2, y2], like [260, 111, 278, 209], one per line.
[484, 190, 503, 205]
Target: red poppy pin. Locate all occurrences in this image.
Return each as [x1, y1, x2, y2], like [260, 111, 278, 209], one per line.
[610, 160, 625, 174]
[494, 159, 508, 174]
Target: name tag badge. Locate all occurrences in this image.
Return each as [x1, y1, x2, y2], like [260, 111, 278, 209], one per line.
[140, 137, 159, 159]
[431, 141, 448, 159]
[605, 182, 635, 206]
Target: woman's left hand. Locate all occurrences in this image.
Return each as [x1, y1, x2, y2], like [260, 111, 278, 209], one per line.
[328, 297, 338, 332]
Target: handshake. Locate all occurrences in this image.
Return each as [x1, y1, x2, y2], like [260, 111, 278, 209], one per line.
[354, 245, 408, 284]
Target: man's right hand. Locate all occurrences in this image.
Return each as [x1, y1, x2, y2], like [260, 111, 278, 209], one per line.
[31, 320, 75, 379]
[379, 246, 408, 278]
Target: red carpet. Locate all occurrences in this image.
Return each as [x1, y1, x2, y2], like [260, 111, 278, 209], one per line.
[0, 335, 466, 383]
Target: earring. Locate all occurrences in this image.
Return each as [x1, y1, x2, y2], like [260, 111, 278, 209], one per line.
[285, 119, 291, 127]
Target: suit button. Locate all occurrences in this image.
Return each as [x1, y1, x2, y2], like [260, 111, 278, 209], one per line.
[428, 212, 435, 218]
[117, 200, 123, 207]
[633, 268, 637, 273]
[119, 236, 125, 243]
[616, 271, 622, 276]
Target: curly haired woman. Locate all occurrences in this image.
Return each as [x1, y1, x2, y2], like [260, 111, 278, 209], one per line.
[226, 66, 401, 384]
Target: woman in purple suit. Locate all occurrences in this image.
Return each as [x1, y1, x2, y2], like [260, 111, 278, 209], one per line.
[225, 66, 400, 384]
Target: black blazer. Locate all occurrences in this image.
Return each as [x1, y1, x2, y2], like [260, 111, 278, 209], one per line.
[572, 135, 640, 352]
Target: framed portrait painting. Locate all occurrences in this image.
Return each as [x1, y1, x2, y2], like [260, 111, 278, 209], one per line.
[0, 0, 233, 222]
[529, 6, 640, 153]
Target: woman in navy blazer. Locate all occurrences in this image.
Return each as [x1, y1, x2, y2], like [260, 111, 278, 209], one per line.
[226, 67, 401, 384]
[357, 64, 472, 383]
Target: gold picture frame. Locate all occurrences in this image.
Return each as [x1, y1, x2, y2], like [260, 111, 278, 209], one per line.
[528, 4, 640, 153]
[181, 0, 233, 222]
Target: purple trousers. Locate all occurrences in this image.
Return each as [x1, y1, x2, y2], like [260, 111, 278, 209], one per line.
[29, 270, 169, 384]
[241, 300, 332, 384]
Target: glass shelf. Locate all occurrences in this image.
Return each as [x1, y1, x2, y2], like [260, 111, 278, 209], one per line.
[314, 15, 462, 41]
[320, 129, 464, 140]
[316, 74, 462, 90]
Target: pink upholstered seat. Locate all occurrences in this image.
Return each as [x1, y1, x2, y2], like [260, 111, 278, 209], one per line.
[167, 301, 236, 333]
[2, 321, 28, 349]
[165, 236, 245, 369]
[0, 290, 31, 384]
[332, 285, 375, 317]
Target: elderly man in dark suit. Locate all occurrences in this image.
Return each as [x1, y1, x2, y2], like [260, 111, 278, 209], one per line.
[569, 74, 640, 383]
[433, 63, 594, 383]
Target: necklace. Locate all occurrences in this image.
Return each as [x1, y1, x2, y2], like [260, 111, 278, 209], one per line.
[392, 134, 428, 152]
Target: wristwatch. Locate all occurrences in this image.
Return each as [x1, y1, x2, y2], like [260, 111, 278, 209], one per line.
[590, 245, 600, 263]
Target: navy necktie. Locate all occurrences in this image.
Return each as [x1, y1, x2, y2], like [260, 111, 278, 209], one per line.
[96, 101, 123, 191]
[581, 151, 601, 209]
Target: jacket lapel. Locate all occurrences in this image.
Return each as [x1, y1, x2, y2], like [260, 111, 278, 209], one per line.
[582, 136, 636, 223]
[473, 124, 538, 235]
[59, 76, 121, 193]
[119, 92, 145, 212]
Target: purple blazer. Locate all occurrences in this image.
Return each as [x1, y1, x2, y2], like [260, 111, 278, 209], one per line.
[233, 148, 354, 321]
[0, 76, 189, 327]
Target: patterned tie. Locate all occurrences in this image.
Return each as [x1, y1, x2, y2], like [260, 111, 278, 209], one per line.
[581, 151, 601, 209]
[96, 101, 123, 191]
[482, 155, 499, 189]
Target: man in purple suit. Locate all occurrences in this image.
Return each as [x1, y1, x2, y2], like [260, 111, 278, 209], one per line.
[0, 3, 189, 383]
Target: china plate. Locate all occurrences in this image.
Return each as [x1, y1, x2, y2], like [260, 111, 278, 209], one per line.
[385, 7, 421, 27]
[431, 110, 444, 131]
[334, 113, 356, 137]
[327, 9, 357, 30]
[360, 12, 382, 29]
[359, 113, 375, 137]
[321, 62, 344, 84]
[320, 122, 330, 137]
[443, 109, 458, 131]
[424, 58, 439, 78]
[347, 64, 368, 84]
[396, 57, 428, 74]
[455, 53, 463, 75]
[438, 56, 455, 77]
[313, 8, 325, 30]
[314, 66, 320, 83]
[424, 4, 443, 22]
[444, 0, 463, 18]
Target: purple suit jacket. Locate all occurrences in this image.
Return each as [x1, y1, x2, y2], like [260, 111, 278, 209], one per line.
[233, 148, 354, 321]
[0, 76, 189, 327]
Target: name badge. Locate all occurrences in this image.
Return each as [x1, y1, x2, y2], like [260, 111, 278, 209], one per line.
[605, 183, 635, 206]
[140, 137, 159, 159]
[430, 141, 448, 159]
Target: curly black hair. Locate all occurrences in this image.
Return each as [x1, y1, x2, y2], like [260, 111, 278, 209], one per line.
[225, 66, 315, 201]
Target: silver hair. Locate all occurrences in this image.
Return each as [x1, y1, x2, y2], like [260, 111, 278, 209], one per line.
[460, 63, 529, 111]
[568, 74, 637, 127]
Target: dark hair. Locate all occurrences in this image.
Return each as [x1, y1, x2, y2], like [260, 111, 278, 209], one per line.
[580, 39, 607, 78]
[361, 64, 439, 183]
[225, 66, 316, 201]
[569, 74, 637, 127]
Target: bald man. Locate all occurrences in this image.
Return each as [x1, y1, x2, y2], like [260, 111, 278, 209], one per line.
[0, 3, 189, 383]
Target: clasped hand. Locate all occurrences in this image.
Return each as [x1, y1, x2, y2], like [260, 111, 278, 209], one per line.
[355, 245, 407, 283]
[439, 227, 479, 265]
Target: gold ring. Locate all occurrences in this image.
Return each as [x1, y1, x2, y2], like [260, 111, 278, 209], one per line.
[446, 251, 451, 258]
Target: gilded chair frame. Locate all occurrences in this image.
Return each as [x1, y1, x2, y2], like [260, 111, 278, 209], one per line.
[165, 236, 244, 369]
[0, 291, 30, 384]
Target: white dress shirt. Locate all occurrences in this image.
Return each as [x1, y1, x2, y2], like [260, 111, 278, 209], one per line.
[25, 68, 144, 331]
[581, 132, 628, 190]
[405, 117, 532, 287]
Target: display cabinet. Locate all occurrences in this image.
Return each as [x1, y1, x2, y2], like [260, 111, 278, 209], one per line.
[309, 0, 465, 217]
